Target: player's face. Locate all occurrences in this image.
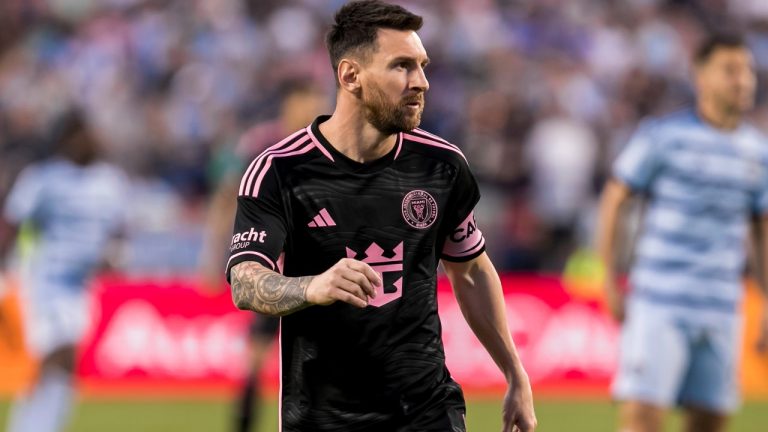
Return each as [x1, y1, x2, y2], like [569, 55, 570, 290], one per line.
[283, 88, 329, 130]
[696, 46, 756, 114]
[62, 127, 102, 165]
[359, 28, 430, 134]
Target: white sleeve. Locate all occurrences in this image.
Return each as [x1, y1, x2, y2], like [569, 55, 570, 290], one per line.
[3, 165, 45, 225]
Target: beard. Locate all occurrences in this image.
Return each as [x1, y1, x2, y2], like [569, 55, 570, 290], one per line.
[361, 81, 424, 135]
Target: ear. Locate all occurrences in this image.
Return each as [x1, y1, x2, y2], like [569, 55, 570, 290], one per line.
[338, 59, 362, 93]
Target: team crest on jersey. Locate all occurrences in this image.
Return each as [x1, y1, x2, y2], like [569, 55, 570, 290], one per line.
[402, 190, 437, 229]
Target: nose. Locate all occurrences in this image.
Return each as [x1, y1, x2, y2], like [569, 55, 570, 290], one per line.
[411, 66, 429, 93]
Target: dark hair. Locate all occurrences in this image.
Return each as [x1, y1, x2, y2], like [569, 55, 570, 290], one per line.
[279, 78, 322, 97]
[52, 108, 101, 165]
[326, 0, 423, 81]
[51, 108, 88, 144]
[694, 31, 748, 65]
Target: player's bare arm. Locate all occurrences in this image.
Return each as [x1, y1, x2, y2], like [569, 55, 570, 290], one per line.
[442, 253, 537, 432]
[231, 258, 381, 316]
[199, 176, 240, 292]
[231, 261, 313, 316]
[596, 179, 633, 322]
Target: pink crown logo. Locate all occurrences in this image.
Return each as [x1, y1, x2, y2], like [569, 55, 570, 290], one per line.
[345, 242, 403, 307]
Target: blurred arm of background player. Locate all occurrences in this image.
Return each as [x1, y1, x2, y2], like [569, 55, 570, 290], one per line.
[596, 179, 634, 322]
[0, 216, 19, 328]
[442, 253, 537, 432]
[749, 215, 768, 353]
[0, 217, 18, 279]
[199, 175, 239, 293]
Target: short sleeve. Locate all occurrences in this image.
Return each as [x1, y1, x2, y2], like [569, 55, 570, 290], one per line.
[3, 165, 44, 225]
[225, 166, 288, 280]
[613, 122, 663, 192]
[440, 159, 485, 262]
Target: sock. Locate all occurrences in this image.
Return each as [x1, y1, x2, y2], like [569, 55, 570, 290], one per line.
[7, 367, 74, 432]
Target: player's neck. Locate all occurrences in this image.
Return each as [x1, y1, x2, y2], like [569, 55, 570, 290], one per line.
[318, 111, 397, 163]
[697, 100, 742, 131]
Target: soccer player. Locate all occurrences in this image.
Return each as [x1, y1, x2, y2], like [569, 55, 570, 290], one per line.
[199, 80, 328, 432]
[225, 1, 537, 431]
[598, 32, 768, 432]
[0, 110, 128, 432]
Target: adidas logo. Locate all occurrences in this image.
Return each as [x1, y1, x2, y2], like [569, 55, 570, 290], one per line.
[307, 208, 336, 228]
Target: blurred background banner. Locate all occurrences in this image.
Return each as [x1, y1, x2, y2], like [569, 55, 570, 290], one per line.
[2, 274, 766, 399]
[0, 278, 35, 396]
[76, 276, 254, 396]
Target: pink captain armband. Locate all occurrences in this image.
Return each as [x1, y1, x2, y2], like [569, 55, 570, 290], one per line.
[442, 211, 485, 260]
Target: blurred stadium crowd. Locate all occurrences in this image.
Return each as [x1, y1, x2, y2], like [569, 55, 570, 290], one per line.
[2, 0, 768, 273]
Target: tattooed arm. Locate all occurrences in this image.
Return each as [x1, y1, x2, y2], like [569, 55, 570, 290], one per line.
[230, 258, 383, 316]
[230, 261, 313, 315]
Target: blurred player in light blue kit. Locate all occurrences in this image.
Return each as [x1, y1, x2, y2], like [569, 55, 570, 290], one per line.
[0, 109, 128, 432]
[598, 32, 768, 432]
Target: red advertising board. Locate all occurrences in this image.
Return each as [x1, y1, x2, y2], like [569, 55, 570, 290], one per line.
[2, 274, 763, 398]
[72, 274, 619, 397]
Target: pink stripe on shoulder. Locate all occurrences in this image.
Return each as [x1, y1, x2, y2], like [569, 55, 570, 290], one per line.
[241, 136, 311, 197]
[411, 129, 464, 155]
[252, 141, 316, 198]
[414, 128, 452, 145]
[239, 129, 307, 195]
[306, 125, 335, 162]
[403, 133, 467, 162]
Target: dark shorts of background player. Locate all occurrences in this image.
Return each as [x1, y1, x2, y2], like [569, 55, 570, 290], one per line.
[248, 313, 280, 341]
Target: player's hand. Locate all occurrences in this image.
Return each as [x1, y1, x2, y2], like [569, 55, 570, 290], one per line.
[306, 258, 381, 308]
[604, 278, 626, 322]
[502, 369, 537, 432]
[757, 306, 768, 354]
[198, 264, 226, 296]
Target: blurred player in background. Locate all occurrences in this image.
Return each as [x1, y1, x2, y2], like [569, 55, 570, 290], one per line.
[0, 109, 128, 432]
[598, 32, 768, 432]
[199, 80, 328, 432]
[226, 1, 536, 431]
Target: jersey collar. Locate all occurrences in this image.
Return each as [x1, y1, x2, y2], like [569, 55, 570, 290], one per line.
[308, 115, 403, 174]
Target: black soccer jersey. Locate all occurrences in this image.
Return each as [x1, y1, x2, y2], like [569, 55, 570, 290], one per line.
[227, 116, 486, 431]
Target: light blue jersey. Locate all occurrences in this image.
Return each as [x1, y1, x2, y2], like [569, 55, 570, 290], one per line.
[614, 109, 768, 312]
[3, 158, 128, 290]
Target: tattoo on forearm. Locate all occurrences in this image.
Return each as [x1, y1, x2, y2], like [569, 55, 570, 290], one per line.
[231, 261, 313, 316]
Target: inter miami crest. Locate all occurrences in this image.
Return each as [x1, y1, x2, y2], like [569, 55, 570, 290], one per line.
[401, 190, 437, 229]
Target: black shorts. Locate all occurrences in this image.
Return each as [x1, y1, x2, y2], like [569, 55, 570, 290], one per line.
[283, 382, 466, 431]
[283, 405, 465, 432]
[396, 402, 466, 432]
[248, 313, 280, 340]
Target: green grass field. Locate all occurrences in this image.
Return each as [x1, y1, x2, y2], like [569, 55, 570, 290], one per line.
[1, 398, 766, 431]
